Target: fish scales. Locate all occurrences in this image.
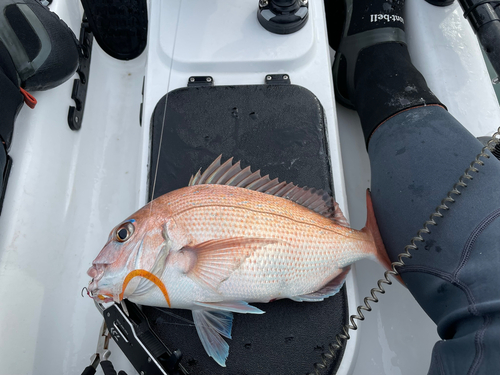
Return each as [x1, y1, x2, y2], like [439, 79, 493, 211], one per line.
[148, 184, 373, 301]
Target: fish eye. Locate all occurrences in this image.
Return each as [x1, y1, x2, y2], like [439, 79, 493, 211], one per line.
[116, 221, 135, 242]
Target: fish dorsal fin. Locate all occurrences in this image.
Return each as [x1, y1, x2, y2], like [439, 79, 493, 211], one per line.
[189, 155, 349, 226]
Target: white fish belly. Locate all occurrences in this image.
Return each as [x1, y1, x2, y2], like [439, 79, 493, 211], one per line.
[216, 243, 342, 301]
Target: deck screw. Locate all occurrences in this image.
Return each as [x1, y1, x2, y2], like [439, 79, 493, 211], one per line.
[206, 77, 212, 82]
[283, 74, 289, 80]
[259, 0, 268, 7]
[266, 75, 272, 81]
[189, 77, 195, 82]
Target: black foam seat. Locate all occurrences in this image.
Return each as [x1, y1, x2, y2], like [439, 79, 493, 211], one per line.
[144, 81, 347, 375]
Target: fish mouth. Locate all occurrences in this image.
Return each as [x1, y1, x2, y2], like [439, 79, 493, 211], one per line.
[87, 263, 118, 302]
[87, 279, 114, 302]
[86, 235, 169, 301]
[87, 266, 102, 296]
[87, 264, 105, 282]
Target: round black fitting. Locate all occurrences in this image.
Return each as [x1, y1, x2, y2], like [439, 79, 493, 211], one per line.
[257, 0, 309, 35]
[424, 0, 454, 7]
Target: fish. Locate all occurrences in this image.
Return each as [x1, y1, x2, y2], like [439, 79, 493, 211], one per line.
[87, 155, 389, 367]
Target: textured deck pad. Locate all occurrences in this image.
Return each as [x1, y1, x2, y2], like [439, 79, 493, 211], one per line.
[145, 83, 347, 375]
[80, 0, 147, 60]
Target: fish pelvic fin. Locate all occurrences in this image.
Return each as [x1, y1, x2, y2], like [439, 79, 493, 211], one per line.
[194, 300, 265, 314]
[362, 190, 404, 285]
[183, 237, 283, 291]
[192, 309, 233, 367]
[189, 155, 349, 225]
[290, 266, 350, 302]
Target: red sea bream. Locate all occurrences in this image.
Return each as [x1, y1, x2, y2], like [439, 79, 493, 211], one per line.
[87, 156, 388, 366]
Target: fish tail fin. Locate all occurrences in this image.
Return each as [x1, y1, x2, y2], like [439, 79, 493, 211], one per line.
[362, 189, 404, 285]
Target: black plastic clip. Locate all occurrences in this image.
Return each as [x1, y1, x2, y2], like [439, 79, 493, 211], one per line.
[103, 300, 185, 375]
[187, 76, 214, 87]
[68, 16, 93, 131]
[265, 73, 291, 85]
[0, 147, 12, 217]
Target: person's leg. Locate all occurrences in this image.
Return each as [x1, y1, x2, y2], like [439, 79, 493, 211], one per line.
[0, 0, 79, 91]
[369, 106, 500, 375]
[329, 0, 500, 373]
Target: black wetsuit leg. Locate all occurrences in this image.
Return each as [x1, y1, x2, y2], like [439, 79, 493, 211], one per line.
[368, 105, 500, 375]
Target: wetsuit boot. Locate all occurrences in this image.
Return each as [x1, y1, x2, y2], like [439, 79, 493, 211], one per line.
[327, 0, 500, 373]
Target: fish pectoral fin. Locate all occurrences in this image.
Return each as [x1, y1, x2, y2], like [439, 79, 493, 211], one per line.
[184, 237, 282, 291]
[192, 309, 233, 367]
[194, 300, 265, 314]
[290, 266, 351, 302]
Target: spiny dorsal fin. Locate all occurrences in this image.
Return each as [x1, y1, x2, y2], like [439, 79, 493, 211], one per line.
[189, 155, 349, 226]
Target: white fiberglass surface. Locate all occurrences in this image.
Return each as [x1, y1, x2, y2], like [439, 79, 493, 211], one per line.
[0, 1, 146, 374]
[406, 0, 500, 137]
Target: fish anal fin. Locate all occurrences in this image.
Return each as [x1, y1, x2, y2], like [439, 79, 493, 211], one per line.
[190, 156, 348, 225]
[184, 237, 281, 291]
[290, 266, 350, 302]
[194, 300, 265, 314]
[192, 309, 233, 367]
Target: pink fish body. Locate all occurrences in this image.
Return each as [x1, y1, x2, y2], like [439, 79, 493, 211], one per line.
[87, 156, 386, 366]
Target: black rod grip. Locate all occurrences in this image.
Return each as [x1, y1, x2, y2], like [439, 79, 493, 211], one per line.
[458, 0, 500, 77]
[100, 360, 117, 375]
[80, 365, 96, 375]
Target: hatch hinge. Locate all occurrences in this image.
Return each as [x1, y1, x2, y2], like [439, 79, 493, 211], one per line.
[187, 76, 214, 87]
[68, 16, 93, 131]
[265, 73, 291, 85]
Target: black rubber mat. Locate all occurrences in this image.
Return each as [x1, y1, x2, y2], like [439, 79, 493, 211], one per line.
[144, 82, 347, 375]
[80, 0, 147, 60]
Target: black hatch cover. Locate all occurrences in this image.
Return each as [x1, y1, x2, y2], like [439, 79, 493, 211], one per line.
[145, 82, 347, 375]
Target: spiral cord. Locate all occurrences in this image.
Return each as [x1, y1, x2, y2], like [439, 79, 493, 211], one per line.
[309, 127, 500, 375]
